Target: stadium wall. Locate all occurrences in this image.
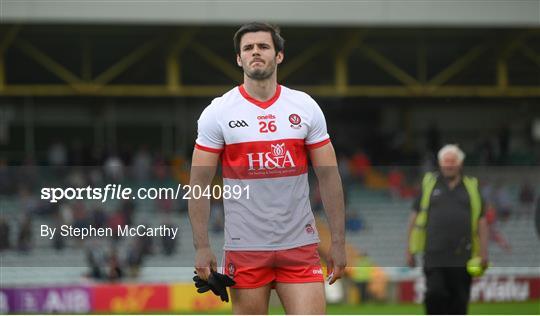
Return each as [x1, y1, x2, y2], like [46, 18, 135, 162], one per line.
[0, 282, 230, 314]
[2, 276, 540, 313]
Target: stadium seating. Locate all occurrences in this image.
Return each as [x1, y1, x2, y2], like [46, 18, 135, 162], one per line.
[1, 180, 538, 286]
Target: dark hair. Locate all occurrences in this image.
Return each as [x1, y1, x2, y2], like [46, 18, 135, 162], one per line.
[233, 22, 285, 55]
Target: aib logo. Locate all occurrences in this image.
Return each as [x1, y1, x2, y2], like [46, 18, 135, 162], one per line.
[247, 143, 296, 171]
[229, 120, 249, 128]
[289, 114, 302, 129]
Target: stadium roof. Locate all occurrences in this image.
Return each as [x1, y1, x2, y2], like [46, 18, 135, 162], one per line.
[2, 0, 539, 27]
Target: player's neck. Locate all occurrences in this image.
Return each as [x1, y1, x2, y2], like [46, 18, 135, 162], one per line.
[242, 77, 278, 102]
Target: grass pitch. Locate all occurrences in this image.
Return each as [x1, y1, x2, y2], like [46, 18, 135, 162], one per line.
[266, 301, 540, 314]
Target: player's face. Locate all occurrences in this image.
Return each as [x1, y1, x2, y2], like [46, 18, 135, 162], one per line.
[237, 31, 283, 80]
[439, 152, 462, 179]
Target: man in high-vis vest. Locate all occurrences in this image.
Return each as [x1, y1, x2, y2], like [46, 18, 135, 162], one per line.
[406, 144, 489, 315]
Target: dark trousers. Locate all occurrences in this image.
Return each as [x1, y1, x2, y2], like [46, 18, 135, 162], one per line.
[423, 267, 472, 315]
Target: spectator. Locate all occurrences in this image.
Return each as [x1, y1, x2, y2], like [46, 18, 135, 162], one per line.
[387, 168, 405, 200]
[350, 150, 371, 185]
[86, 246, 104, 279]
[17, 213, 33, 253]
[210, 199, 224, 234]
[91, 206, 107, 229]
[161, 220, 177, 256]
[48, 141, 67, 167]
[485, 204, 511, 252]
[351, 253, 373, 303]
[72, 201, 89, 230]
[52, 210, 66, 251]
[345, 210, 364, 233]
[59, 203, 74, 227]
[518, 180, 535, 218]
[338, 153, 353, 201]
[85, 238, 109, 280]
[0, 216, 10, 251]
[120, 200, 136, 226]
[18, 186, 39, 214]
[0, 158, 11, 195]
[107, 249, 123, 282]
[491, 181, 513, 221]
[153, 155, 168, 181]
[107, 210, 126, 242]
[132, 145, 152, 183]
[103, 152, 124, 181]
[126, 239, 144, 277]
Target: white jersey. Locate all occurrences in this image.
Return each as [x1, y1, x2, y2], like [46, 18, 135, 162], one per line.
[195, 85, 330, 250]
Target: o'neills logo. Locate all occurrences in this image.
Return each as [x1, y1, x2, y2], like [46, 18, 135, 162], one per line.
[257, 114, 276, 120]
[247, 143, 296, 171]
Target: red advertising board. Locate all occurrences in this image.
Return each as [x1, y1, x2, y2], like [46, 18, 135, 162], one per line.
[92, 283, 169, 313]
[398, 276, 540, 303]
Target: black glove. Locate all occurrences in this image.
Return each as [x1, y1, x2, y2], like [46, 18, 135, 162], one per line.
[193, 270, 236, 302]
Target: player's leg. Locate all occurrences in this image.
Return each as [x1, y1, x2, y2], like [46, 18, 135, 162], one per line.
[274, 243, 326, 314]
[275, 282, 325, 314]
[230, 285, 272, 314]
[224, 249, 275, 314]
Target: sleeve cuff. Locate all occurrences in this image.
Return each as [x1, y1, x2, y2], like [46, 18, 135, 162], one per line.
[306, 138, 331, 150]
[195, 143, 223, 153]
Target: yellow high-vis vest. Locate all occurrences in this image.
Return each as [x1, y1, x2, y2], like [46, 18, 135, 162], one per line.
[409, 172, 482, 259]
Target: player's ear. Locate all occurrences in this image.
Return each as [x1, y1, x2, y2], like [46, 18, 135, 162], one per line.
[236, 54, 242, 67]
[276, 51, 284, 65]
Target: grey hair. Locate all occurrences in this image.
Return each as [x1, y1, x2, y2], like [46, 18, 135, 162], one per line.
[438, 144, 465, 164]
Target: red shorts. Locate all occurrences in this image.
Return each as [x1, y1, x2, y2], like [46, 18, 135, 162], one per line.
[222, 243, 324, 289]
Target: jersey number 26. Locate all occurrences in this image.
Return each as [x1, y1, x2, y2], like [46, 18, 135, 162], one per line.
[259, 121, 277, 133]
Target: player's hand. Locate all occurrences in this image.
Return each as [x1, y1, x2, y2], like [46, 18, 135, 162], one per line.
[406, 251, 416, 268]
[193, 270, 235, 302]
[193, 271, 218, 295]
[327, 241, 346, 285]
[195, 247, 217, 281]
[208, 271, 236, 302]
[480, 255, 489, 270]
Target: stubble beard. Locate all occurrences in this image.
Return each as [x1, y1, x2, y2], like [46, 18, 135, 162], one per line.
[244, 59, 276, 80]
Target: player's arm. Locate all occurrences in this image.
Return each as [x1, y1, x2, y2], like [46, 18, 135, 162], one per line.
[188, 148, 220, 280]
[309, 141, 346, 284]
